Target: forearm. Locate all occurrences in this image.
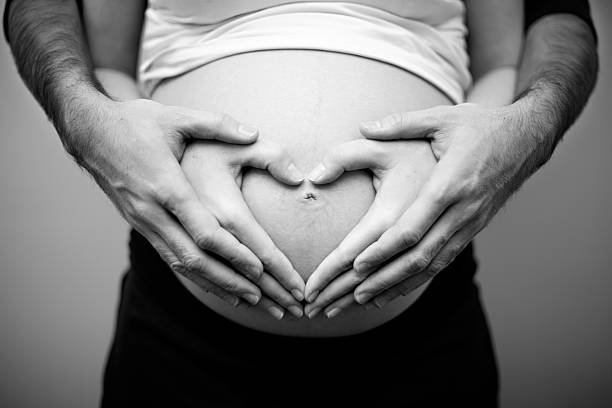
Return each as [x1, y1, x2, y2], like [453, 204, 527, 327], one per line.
[466, 67, 517, 106]
[512, 14, 598, 166]
[6, 0, 110, 159]
[95, 68, 142, 101]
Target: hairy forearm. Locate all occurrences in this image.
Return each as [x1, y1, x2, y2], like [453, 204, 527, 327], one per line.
[6, 0, 109, 159]
[513, 14, 598, 164]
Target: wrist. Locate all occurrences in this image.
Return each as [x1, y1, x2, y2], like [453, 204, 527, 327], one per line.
[59, 87, 115, 162]
[507, 90, 557, 168]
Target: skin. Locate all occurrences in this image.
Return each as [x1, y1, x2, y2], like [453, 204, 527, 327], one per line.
[7, 0, 598, 323]
[304, 0, 524, 315]
[6, 0, 305, 319]
[87, 0, 522, 324]
[305, 13, 599, 317]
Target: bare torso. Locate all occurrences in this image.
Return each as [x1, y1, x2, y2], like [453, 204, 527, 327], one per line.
[153, 50, 451, 336]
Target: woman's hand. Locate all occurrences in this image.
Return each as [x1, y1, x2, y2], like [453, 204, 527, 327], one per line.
[303, 138, 435, 318]
[307, 103, 536, 316]
[78, 97, 305, 311]
[181, 139, 307, 319]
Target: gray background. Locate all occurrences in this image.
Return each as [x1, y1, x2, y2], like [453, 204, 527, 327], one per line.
[1, 1, 610, 406]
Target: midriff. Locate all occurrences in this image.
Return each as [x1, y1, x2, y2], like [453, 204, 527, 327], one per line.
[152, 50, 452, 337]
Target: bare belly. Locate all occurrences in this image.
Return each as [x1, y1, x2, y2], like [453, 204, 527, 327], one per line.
[153, 50, 452, 336]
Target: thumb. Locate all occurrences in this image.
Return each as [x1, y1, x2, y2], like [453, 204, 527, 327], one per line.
[307, 139, 386, 185]
[172, 106, 259, 144]
[240, 140, 305, 185]
[359, 106, 445, 140]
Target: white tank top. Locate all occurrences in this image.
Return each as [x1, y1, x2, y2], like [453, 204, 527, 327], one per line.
[139, 0, 471, 103]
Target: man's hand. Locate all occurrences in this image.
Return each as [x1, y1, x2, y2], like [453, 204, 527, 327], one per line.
[77, 98, 304, 309]
[303, 138, 435, 318]
[182, 139, 306, 319]
[306, 103, 537, 315]
[354, 103, 537, 306]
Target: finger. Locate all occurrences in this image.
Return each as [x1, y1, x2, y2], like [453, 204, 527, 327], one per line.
[184, 164, 305, 302]
[307, 139, 388, 184]
[370, 224, 478, 308]
[159, 172, 264, 281]
[354, 202, 471, 303]
[240, 140, 304, 185]
[137, 227, 242, 306]
[304, 198, 400, 302]
[171, 107, 259, 144]
[324, 293, 356, 319]
[177, 265, 246, 307]
[147, 206, 263, 305]
[256, 296, 286, 320]
[353, 169, 457, 276]
[210, 189, 305, 301]
[359, 106, 447, 140]
[305, 269, 362, 318]
[257, 273, 304, 318]
[370, 273, 431, 309]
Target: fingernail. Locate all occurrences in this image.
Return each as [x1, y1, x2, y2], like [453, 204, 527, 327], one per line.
[307, 164, 325, 182]
[244, 293, 260, 306]
[306, 289, 320, 303]
[287, 163, 304, 183]
[288, 305, 304, 318]
[307, 307, 321, 319]
[291, 289, 304, 302]
[326, 308, 342, 319]
[374, 297, 390, 308]
[361, 120, 382, 132]
[238, 124, 258, 138]
[355, 292, 370, 304]
[267, 306, 285, 320]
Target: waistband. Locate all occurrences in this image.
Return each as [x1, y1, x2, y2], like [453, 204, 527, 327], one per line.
[127, 228, 479, 341]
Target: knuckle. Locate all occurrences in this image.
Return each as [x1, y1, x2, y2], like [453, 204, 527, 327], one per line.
[411, 255, 431, 272]
[153, 182, 176, 207]
[193, 229, 214, 251]
[335, 249, 355, 272]
[182, 254, 205, 273]
[217, 113, 234, 130]
[170, 262, 187, 275]
[258, 247, 280, 268]
[398, 228, 420, 248]
[366, 244, 387, 265]
[398, 281, 412, 296]
[219, 278, 239, 293]
[430, 186, 451, 206]
[383, 112, 404, 129]
[428, 259, 448, 275]
[124, 197, 151, 220]
[217, 207, 243, 231]
[425, 267, 439, 279]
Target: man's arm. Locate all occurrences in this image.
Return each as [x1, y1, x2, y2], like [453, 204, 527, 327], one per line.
[5, 0, 105, 157]
[514, 13, 598, 166]
[4, 0, 306, 309]
[304, 10, 599, 312]
[349, 12, 599, 306]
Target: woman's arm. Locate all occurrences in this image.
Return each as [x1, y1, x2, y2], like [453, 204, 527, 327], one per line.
[83, 0, 146, 99]
[464, 0, 523, 105]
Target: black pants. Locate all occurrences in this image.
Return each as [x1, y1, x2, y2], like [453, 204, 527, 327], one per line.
[101, 230, 498, 407]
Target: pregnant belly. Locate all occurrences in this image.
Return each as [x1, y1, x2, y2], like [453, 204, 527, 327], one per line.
[153, 50, 452, 336]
